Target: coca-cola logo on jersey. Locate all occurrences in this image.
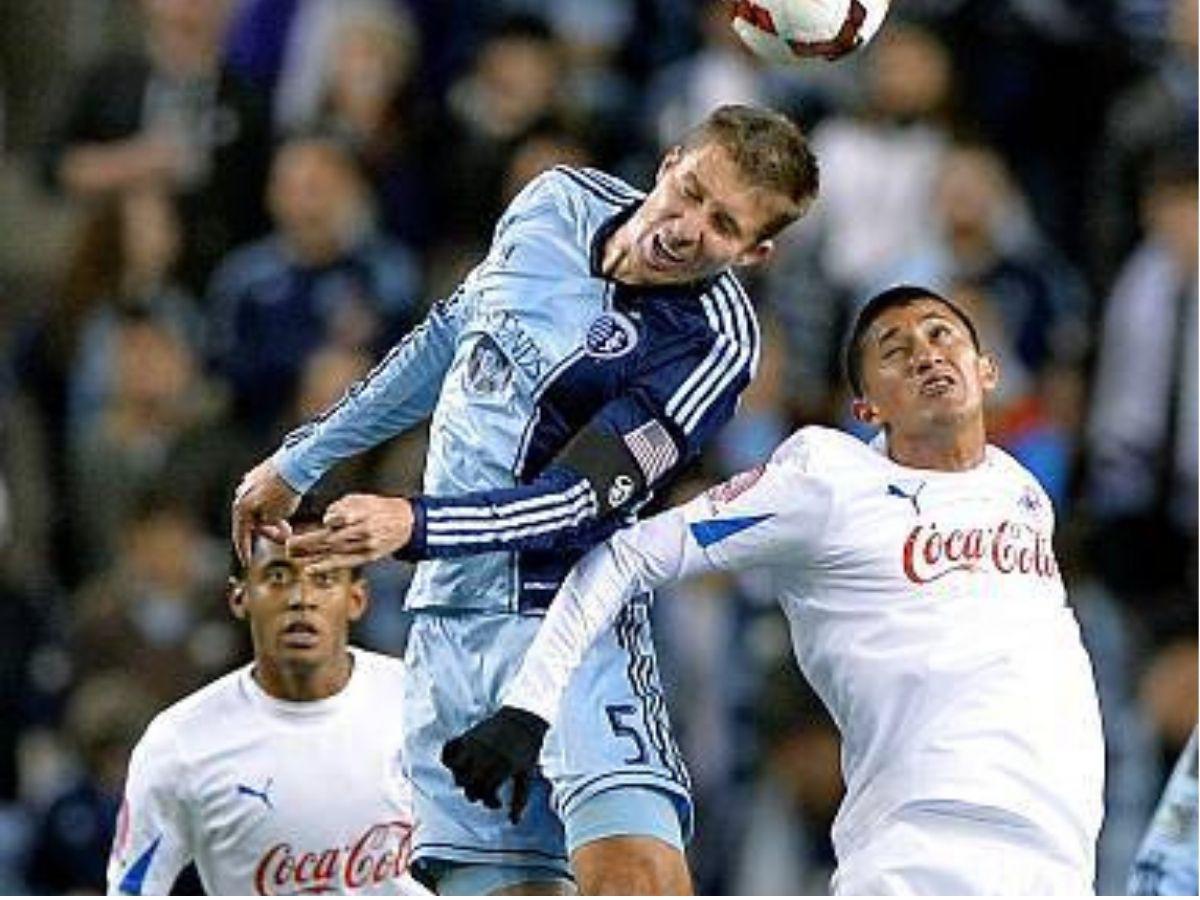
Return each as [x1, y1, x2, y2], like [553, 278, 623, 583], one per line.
[902, 520, 1058, 585]
[253, 820, 413, 895]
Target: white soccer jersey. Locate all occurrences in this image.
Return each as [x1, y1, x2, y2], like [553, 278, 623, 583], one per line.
[107, 648, 427, 896]
[505, 426, 1105, 878]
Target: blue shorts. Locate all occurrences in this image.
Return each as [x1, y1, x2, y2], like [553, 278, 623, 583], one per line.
[401, 599, 692, 888]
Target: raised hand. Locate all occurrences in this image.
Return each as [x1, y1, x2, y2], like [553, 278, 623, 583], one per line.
[232, 460, 301, 564]
[287, 493, 415, 574]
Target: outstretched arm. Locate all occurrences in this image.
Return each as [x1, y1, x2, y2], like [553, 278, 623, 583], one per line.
[288, 268, 761, 571]
[443, 448, 833, 818]
[231, 295, 463, 564]
[289, 395, 704, 570]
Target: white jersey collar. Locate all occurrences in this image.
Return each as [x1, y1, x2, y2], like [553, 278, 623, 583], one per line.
[240, 647, 361, 719]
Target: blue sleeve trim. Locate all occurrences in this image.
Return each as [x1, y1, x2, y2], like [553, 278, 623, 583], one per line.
[396, 497, 428, 561]
[688, 515, 774, 549]
[117, 836, 162, 895]
[415, 466, 601, 557]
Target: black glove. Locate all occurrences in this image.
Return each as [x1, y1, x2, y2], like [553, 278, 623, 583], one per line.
[441, 706, 549, 824]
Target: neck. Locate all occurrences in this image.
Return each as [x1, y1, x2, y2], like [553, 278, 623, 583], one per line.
[253, 650, 353, 702]
[885, 419, 987, 472]
[601, 212, 642, 283]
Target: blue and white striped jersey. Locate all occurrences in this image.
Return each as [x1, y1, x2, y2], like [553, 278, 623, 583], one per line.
[273, 166, 760, 613]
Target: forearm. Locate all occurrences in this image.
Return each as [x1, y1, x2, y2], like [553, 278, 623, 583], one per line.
[274, 309, 455, 492]
[501, 507, 698, 723]
[405, 464, 609, 558]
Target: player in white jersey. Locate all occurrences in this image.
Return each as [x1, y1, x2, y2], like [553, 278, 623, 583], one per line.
[444, 285, 1106, 895]
[107, 499, 426, 896]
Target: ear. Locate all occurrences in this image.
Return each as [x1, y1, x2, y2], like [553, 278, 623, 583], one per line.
[978, 351, 1000, 394]
[227, 577, 248, 620]
[346, 581, 368, 624]
[733, 238, 775, 269]
[851, 397, 881, 427]
[656, 145, 683, 183]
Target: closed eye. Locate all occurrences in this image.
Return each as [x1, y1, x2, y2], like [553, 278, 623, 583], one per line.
[713, 212, 740, 239]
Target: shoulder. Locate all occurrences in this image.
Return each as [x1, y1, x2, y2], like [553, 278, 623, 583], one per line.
[985, 443, 1033, 479]
[349, 647, 407, 688]
[504, 165, 642, 230]
[551, 165, 644, 207]
[695, 270, 759, 351]
[148, 667, 251, 743]
[986, 443, 1053, 492]
[649, 271, 759, 359]
[770, 425, 874, 472]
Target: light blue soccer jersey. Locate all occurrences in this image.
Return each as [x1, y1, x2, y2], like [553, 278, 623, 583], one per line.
[273, 166, 760, 613]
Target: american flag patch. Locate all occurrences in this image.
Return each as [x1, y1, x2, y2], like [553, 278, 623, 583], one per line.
[623, 420, 679, 484]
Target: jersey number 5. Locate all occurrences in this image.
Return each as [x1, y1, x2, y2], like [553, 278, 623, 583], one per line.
[605, 704, 648, 765]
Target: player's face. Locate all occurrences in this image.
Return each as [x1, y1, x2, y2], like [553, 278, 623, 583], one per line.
[622, 143, 791, 285]
[232, 534, 366, 669]
[855, 299, 998, 436]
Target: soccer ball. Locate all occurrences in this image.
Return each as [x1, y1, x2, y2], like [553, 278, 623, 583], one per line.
[729, 0, 890, 64]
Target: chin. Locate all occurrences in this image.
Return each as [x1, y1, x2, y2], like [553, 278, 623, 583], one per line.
[275, 645, 329, 668]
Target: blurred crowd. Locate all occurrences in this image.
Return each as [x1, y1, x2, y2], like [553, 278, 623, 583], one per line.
[0, 0, 1194, 893]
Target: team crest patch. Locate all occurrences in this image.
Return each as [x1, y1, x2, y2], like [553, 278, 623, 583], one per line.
[1017, 486, 1046, 518]
[706, 464, 766, 506]
[585, 312, 638, 359]
[465, 335, 514, 395]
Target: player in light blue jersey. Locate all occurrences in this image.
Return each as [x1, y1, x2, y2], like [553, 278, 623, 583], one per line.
[231, 104, 819, 894]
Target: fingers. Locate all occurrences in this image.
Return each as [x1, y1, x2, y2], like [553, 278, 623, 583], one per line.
[232, 510, 253, 567]
[288, 528, 372, 558]
[231, 461, 301, 564]
[304, 553, 373, 575]
[474, 786, 502, 810]
[441, 739, 504, 812]
[286, 527, 376, 574]
[441, 738, 466, 772]
[259, 520, 293, 545]
[509, 772, 530, 824]
[323, 496, 369, 530]
[286, 528, 330, 559]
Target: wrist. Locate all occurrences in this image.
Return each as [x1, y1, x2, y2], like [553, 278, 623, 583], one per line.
[499, 705, 549, 739]
[394, 495, 427, 560]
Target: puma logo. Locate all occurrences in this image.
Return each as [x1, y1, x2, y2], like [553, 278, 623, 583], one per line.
[236, 778, 275, 810]
[887, 482, 927, 517]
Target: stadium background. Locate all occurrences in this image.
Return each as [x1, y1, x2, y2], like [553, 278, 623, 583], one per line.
[0, 0, 1194, 892]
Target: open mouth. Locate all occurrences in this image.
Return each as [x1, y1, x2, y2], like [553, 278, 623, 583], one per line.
[281, 620, 320, 647]
[918, 372, 957, 396]
[651, 233, 685, 268]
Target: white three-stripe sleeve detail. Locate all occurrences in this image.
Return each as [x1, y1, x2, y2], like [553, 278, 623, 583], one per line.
[670, 279, 755, 433]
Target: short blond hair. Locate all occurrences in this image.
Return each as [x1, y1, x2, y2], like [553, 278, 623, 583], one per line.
[680, 104, 819, 238]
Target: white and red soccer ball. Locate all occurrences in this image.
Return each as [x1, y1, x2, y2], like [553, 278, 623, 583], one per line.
[730, 0, 891, 64]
